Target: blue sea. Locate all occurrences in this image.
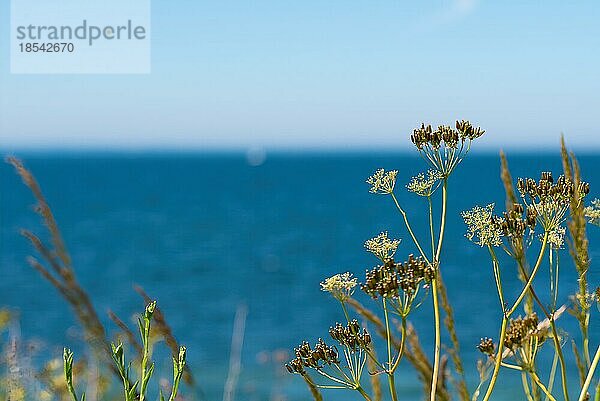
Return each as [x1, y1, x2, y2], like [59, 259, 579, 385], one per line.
[1, 152, 599, 401]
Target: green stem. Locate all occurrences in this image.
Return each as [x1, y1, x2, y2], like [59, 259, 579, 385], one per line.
[390, 317, 407, 373]
[508, 232, 548, 316]
[430, 180, 447, 401]
[390, 192, 430, 264]
[140, 323, 150, 401]
[482, 317, 508, 401]
[382, 298, 398, 401]
[549, 317, 570, 401]
[428, 195, 436, 258]
[483, 233, 549, 401]
[357, 385, 373, 401]
[579, 346, 600, 401]
[522, 372, 535, 401]
[583, 313, 591, 368]
[488, 246, 506, 309]
[530, 371, 558, 401]
[545, 349, 559, 401]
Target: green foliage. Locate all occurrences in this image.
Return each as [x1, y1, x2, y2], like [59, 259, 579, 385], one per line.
[65, 301, 187, 401]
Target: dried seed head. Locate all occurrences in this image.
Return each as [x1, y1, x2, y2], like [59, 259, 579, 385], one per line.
[364, 232, 401, 261]
[366, 168, 398, 194]
[361, 255, 434, 300]
[410, 123, 434, 150]
[410, 120, 485, 176]
[477, 337, 495, 356]
[329, 320, 372, 352]
[287, 338, 340, 374]
[504, 313, 539, 350]
[456, 120, 485, 140]
[490, 202, 536, 242]
[517, 172, 589, 232]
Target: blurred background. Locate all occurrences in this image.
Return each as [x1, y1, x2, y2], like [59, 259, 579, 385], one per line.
[1, 1, 599, 400]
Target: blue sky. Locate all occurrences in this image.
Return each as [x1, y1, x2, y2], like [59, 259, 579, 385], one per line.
[1, 1, 599, 151]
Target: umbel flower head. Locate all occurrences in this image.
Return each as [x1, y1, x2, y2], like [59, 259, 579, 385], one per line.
[504, 313, 540, 351]
[517, 171, 590, 232]
[286, 339, 340, 374]
[364, 231, 401, 261]
[361, 255, 434, 300]
[488, 202, 537, 246]
[477, 337, 495, 357]
[462, 204, 503, 247]
[585, 199, 600, 226]
[329, 320, 372, 352]
[320, 272, 357, 302]
[406, 169, 443, 197]
[410, 120, 485, 177]
[366, 168, 398, 194]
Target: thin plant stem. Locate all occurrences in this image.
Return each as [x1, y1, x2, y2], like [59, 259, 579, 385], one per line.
[483, 233, 549, 401]
[390, 192, 430, 264]
[383, 298, 398, 401]
[530, 372, 558, 401]
[500, 362, 522, 371]
[428, 195, 436, 258]
[508, 232, 548, 315]
[430, 179, 447, 401]
[390, 318, 407, 373]
[583, 313, 592, 368]
[482, 233, 549, 401]
[549, 316, 570, 401]
[488, 246, 506, 309]
[357, 385, 373, 401]
[522, 372, 535, 401]
[545, 349, 559, 401]
[578, 346, 600, 401]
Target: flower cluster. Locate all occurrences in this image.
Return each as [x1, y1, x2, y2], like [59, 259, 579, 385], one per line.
[406, 169, 443, 197]
[462, 204, 503, 247]
[477, 337, 495, 356]
[364, 232, 401, 261]
[585, 199, 600, 226]
[410, 120, 485, 176]
[546, 226, 566, 249]
[321, 273, 357, 302]
[361, 255, 434, 300]
[491, 203, 537, 239]
[286, 339, 340, 374]
[517, 172, 590, 231]
[410, 121, 484, 151]
[366, 168, 398, 194]
[504, 313, 540, 351]
[329, 320, 372, 352]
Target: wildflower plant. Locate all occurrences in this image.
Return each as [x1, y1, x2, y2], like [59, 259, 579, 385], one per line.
[286, 121, 600, 401]
[64, 301, 187, 401]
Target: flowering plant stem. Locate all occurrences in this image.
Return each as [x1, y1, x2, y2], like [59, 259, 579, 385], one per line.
[531, 371, 559, 401]
[482, 232, 549, 401]
[578, 346, 600, 401]
[430, 179, 447, 401]
[390, 193, 430, 264]
[383, 298, 399, 401]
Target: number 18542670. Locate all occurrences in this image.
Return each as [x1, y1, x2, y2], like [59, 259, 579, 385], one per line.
[19, 42, 74, 52]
